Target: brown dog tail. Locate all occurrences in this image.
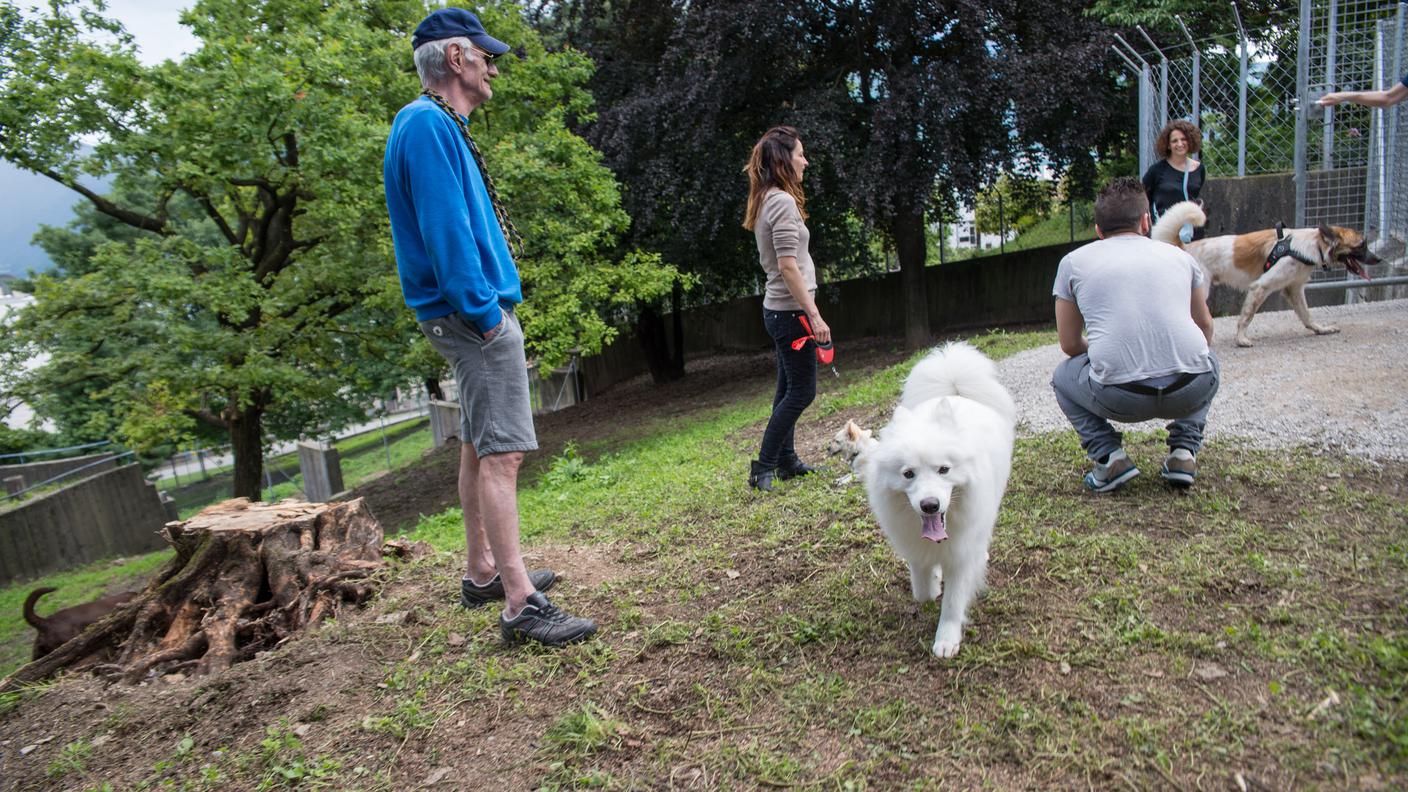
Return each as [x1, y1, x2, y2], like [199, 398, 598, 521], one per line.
[22, 587, 57, 629]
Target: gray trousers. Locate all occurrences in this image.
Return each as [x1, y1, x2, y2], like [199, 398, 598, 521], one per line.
[1050, 352, 1220, 461]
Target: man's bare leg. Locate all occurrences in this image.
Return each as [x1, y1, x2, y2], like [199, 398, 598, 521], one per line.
[459, 442, 497, 584]
[475, 450, 535, 616]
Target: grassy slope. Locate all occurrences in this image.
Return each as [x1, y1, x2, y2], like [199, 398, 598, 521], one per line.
[5, 327, 1405, 790]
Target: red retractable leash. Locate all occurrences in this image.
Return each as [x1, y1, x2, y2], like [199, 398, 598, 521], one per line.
[791, 315, 839, 377]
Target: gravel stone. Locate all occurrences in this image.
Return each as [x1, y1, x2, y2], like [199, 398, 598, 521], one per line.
[998, 298, 1408, 460]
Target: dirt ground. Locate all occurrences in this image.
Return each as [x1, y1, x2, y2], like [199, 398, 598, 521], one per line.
[4, 327, 1403, 790]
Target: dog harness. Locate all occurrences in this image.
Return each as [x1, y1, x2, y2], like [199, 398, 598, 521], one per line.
[1264, 222, 1323, 272]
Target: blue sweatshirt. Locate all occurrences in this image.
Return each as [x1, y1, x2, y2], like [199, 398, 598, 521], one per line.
[384, 96, 519, 334]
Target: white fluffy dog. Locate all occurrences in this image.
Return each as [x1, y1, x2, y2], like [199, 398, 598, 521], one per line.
[858, 342, 1016, 658]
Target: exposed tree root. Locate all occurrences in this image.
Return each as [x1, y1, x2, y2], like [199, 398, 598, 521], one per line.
[1, 498, 387, 692]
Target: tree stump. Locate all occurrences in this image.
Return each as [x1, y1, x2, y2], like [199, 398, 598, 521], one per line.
[1, 498, 386, 692]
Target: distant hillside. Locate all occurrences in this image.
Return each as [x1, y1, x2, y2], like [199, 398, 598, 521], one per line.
[0, 158, 111, 278]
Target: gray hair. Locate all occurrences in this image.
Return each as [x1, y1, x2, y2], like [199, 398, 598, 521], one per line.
[414, 36, 474, 88]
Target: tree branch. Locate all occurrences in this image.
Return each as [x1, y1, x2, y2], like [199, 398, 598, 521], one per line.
[188, 408, 230, 430]
[39, 169, 169, 234]
[181, 186, 239, 246]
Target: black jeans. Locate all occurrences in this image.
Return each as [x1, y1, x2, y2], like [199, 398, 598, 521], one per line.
[758, 308, 817, 468]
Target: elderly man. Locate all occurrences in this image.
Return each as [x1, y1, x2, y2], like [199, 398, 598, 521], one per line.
[383, 8, 595, 646]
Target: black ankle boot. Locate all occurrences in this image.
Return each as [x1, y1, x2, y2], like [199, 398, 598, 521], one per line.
[777, 454, 816, 481]
[748, 460, 776, 492]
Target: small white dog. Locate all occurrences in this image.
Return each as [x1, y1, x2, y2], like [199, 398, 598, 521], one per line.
[858, 342, 1016, 658]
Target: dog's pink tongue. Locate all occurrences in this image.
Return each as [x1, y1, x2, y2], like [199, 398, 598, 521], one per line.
[921, 512, 948, 542]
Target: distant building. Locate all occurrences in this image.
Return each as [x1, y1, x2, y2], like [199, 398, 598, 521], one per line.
[0, 287, 53, 432]
[946, 206, 1014, 252]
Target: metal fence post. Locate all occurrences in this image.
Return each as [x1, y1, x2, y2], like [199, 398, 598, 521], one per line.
[1322, 0, 1338, 169]
[1294, 0, 1312, 227]
[1177, 16, 1200, 125]
[998, 192, 1006, 254]
[1234, 3, 1249, 177]
[1114, 33, 1153, 174]
[1391, 3, 1405, 235]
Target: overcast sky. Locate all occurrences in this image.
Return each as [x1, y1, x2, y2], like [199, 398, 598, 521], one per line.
[102, 0, 199, 65]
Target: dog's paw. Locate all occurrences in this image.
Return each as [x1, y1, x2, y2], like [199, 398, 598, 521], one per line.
[1312, 324, 1340, 335]
[931, 638, 961, 658]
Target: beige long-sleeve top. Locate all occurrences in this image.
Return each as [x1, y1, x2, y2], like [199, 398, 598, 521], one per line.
[754, 189, 816, 310]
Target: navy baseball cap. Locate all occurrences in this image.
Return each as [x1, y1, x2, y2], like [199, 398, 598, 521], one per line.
[412, 8, 510, 55]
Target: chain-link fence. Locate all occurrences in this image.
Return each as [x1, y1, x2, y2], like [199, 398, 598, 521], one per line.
[1116, 1, 1406, 290]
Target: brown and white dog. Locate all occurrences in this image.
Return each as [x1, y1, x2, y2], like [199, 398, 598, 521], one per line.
[23, 586, 137, 660]
[1153, 201, 1379, 347]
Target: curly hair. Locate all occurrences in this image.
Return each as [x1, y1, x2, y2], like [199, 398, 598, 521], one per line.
[1154, 119, 1202, 159]
[742, 126, 807, 230]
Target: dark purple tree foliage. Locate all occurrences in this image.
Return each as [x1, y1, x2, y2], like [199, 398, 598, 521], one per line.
[543, 0, 1126, 372]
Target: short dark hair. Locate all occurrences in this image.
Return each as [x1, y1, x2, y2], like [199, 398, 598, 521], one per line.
[1094, 177, 1149, 234]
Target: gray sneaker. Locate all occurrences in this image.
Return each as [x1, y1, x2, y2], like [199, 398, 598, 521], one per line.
[461, 569, 557, 608]
[500, 591, 597, 646]
[1160, 449, 1197, 488]
[1084, 450, 1139, 493]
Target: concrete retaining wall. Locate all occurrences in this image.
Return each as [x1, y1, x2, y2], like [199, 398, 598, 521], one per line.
[0, 463, 169, 585]
[579, 173, 1376, 397]
[580, 242, 1084, 396]
[0, 452, 118, 491]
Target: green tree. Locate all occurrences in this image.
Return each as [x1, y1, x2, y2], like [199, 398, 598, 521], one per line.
[0, 0, 676, 498]
[974, 175, 1055, 237]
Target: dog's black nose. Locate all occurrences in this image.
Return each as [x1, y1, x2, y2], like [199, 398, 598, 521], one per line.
[920, 498, 940, 514]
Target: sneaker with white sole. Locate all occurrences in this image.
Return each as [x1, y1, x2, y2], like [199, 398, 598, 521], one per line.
[461, 569, 558, 608]
[1160, 448, 1197, 488]
[1084, 449, 1140, 493]
[499, 591, 597, 647]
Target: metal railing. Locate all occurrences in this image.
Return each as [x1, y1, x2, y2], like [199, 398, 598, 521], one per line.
[2, 450, 136, 502]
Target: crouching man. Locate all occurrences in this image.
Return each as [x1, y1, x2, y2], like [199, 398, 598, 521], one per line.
[1050, 177, 1220, 492]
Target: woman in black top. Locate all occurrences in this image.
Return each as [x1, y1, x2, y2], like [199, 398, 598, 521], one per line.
[1141, 119, 1206, 241]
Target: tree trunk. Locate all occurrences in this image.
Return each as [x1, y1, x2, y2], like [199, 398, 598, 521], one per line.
[892, 205, 932, 349]
[634, 302, 685, 384]
[229, 406, 265, 500]
[670, 280, 685, 377]
[0, 498, 386, 691]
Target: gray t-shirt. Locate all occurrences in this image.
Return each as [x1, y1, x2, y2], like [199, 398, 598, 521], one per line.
[754, 189, 817, 310]
[1053, 235, 1212, 385]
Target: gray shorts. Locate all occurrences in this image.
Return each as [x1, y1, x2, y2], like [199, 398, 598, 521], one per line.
[419, 309, 538, 458]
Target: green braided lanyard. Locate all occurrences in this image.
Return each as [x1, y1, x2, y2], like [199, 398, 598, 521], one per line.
[421, 89, 525, 257]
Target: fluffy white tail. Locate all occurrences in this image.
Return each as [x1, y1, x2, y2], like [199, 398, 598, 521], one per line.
[900, 341, 1016, 425]
[1149, 200, 1206, 248]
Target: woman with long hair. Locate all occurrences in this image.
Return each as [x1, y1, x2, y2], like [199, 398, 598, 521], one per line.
[742, 125, 831, 492]
[1141, 119, 1206, 242]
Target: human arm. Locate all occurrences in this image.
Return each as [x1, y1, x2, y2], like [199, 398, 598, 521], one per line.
[764, 192, 830, 344]
[403, 113, 505, 337]
[1055, 298, 1088, 357]
[777, 256, 830, 343]
[1317, 81, 1408, 108]
[1191, 284, 1214, 344]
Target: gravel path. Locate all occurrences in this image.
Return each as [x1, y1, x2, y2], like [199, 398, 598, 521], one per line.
[998, 298, 1408, 460]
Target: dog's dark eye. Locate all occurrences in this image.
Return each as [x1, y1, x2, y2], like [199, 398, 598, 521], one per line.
[902, 468, 915, 479]
[938, 465, 950, 475]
